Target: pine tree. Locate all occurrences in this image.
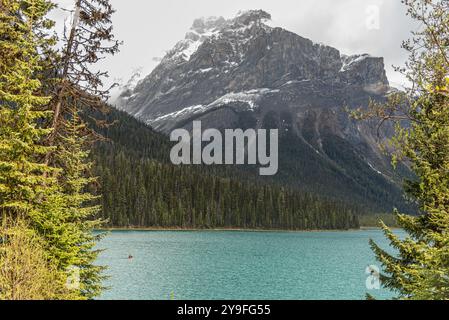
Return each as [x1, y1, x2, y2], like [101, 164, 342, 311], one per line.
[0, 0, 77, 299]
[52, 108, 105, 297]
[0, 0, 55, 218]
[44, 0, 120, 156]
[36, 0, 120, 298]
[366, 0, 449, 299]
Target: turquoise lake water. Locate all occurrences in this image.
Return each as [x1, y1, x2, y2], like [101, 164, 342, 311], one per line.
[96, 229, 402, 300]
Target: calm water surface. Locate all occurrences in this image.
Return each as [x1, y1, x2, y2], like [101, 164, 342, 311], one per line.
[96, 229, 402, 300]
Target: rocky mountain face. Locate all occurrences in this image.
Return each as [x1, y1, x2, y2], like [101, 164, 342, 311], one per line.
[115, 10, 411, 213]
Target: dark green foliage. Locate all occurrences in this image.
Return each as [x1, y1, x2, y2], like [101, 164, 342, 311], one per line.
[362, 0, 449, 300]
[87, 108, 360, 230]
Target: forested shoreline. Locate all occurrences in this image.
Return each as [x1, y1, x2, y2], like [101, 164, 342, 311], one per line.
[89, 108, 360, 230]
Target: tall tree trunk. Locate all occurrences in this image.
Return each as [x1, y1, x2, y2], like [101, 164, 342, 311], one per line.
[45, 0, 81, 165]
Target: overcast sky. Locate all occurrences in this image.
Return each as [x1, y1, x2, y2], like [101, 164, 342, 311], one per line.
[52, 0, 418, 88]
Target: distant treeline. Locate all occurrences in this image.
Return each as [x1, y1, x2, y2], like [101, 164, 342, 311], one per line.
[88, 108, 360, 230]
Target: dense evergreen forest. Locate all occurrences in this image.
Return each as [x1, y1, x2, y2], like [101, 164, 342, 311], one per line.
[88, 108, 360, 230]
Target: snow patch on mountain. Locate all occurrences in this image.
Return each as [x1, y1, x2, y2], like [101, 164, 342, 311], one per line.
[368, 162, 383, 175]
[147, 88, 279, 129]
[161, 10, 273, 68]
[209, 88, 278, 110]
[340, 54, 372, 72]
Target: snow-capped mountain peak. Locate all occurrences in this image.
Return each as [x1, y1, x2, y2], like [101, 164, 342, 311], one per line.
[116, 9, 389, 128]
